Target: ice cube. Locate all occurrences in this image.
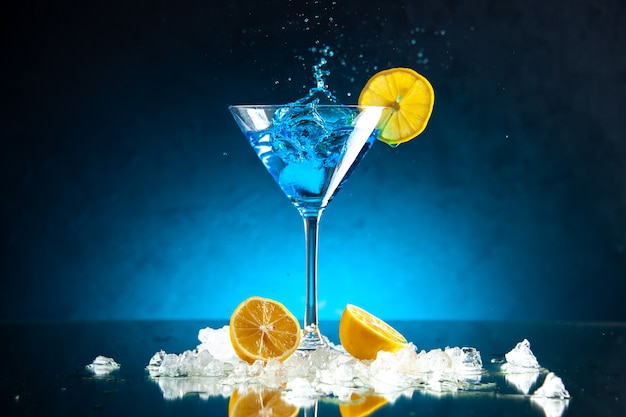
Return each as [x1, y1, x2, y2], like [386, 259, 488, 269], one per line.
[86, 355, 120, 376]
[272, 109, 329, 162]
[317, 352, 357, 385]
[159, 352, 184, 377]
[367, 346, 423, 392]
[186, 349, 225, 377]
[196, 326, 238, 363]
[283, 351, 312, 379]
[271, 103, 352, 168]
[504, 339, 540, 368]
[444, 347, 483, 372]
[279, 163, 324, 194]
[146, 349, 166, 377]
[415, 348, 452, 373]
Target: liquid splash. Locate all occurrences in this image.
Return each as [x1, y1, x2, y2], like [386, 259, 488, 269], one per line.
[293, 45, 342, 106]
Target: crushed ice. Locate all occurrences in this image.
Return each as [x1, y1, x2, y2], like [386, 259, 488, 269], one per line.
[500, 339, 570, 403]
[147, 325, 488, 400]
[146, 326, 570, 416]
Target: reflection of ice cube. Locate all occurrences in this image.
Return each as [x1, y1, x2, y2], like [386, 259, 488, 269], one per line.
[505, 369, 540, 394]
[283, 377, 318, 408]
[532, 396, 570, 417]
[155, 376, 231, 400]
[86, 355, 120, 376]
[259, 359, 286, 389]
[505, 339, 540, 368]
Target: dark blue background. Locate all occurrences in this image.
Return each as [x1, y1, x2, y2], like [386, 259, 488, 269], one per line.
[1, 0, 625, 322]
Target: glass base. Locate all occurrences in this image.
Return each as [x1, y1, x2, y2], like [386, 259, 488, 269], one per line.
[298, 325, 328, 350]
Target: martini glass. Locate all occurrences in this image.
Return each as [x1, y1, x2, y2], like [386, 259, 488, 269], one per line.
[229, 103, 387, 350]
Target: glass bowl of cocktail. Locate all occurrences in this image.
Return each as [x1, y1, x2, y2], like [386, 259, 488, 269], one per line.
[228, 67, 434, 351]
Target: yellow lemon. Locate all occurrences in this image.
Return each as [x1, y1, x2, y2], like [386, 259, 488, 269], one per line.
[358, 67, 435, 146]
[229, 296, 301, 364]
[339, 304, 407, 360]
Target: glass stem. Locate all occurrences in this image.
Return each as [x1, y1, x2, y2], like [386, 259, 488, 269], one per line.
[300, 209, 325, 349]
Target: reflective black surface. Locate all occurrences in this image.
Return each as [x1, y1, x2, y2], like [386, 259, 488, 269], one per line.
[1, 320, 624, 416]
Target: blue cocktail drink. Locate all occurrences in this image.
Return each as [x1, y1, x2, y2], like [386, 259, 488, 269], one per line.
[229, 102, 387, 349]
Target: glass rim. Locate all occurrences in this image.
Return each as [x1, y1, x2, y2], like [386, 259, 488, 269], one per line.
[228, 104, 390, 109]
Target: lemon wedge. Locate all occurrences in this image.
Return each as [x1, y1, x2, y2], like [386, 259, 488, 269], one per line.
[339, 304, 408, 360]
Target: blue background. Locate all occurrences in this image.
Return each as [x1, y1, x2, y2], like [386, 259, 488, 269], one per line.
[1, 0, 625, 322]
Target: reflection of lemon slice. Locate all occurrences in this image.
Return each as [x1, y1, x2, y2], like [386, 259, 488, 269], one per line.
[339, 393, 388, 417]
[229, 388, 299, 417]
[358, 67, 435, 146]
[229, 296, 301, 364]
[339, 304, 407, 360]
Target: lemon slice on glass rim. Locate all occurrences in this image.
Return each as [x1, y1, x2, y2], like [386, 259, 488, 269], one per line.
[358, 67, 435, 147]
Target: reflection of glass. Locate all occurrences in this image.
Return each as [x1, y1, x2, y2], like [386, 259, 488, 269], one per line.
[229, 104, 387, 349]
[228, 387, 300, 417]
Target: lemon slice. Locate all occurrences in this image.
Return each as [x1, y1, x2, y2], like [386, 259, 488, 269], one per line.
[339, 304, 408, 360]
[229, 296, 301, 364]
[358, 67, 434, 146]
